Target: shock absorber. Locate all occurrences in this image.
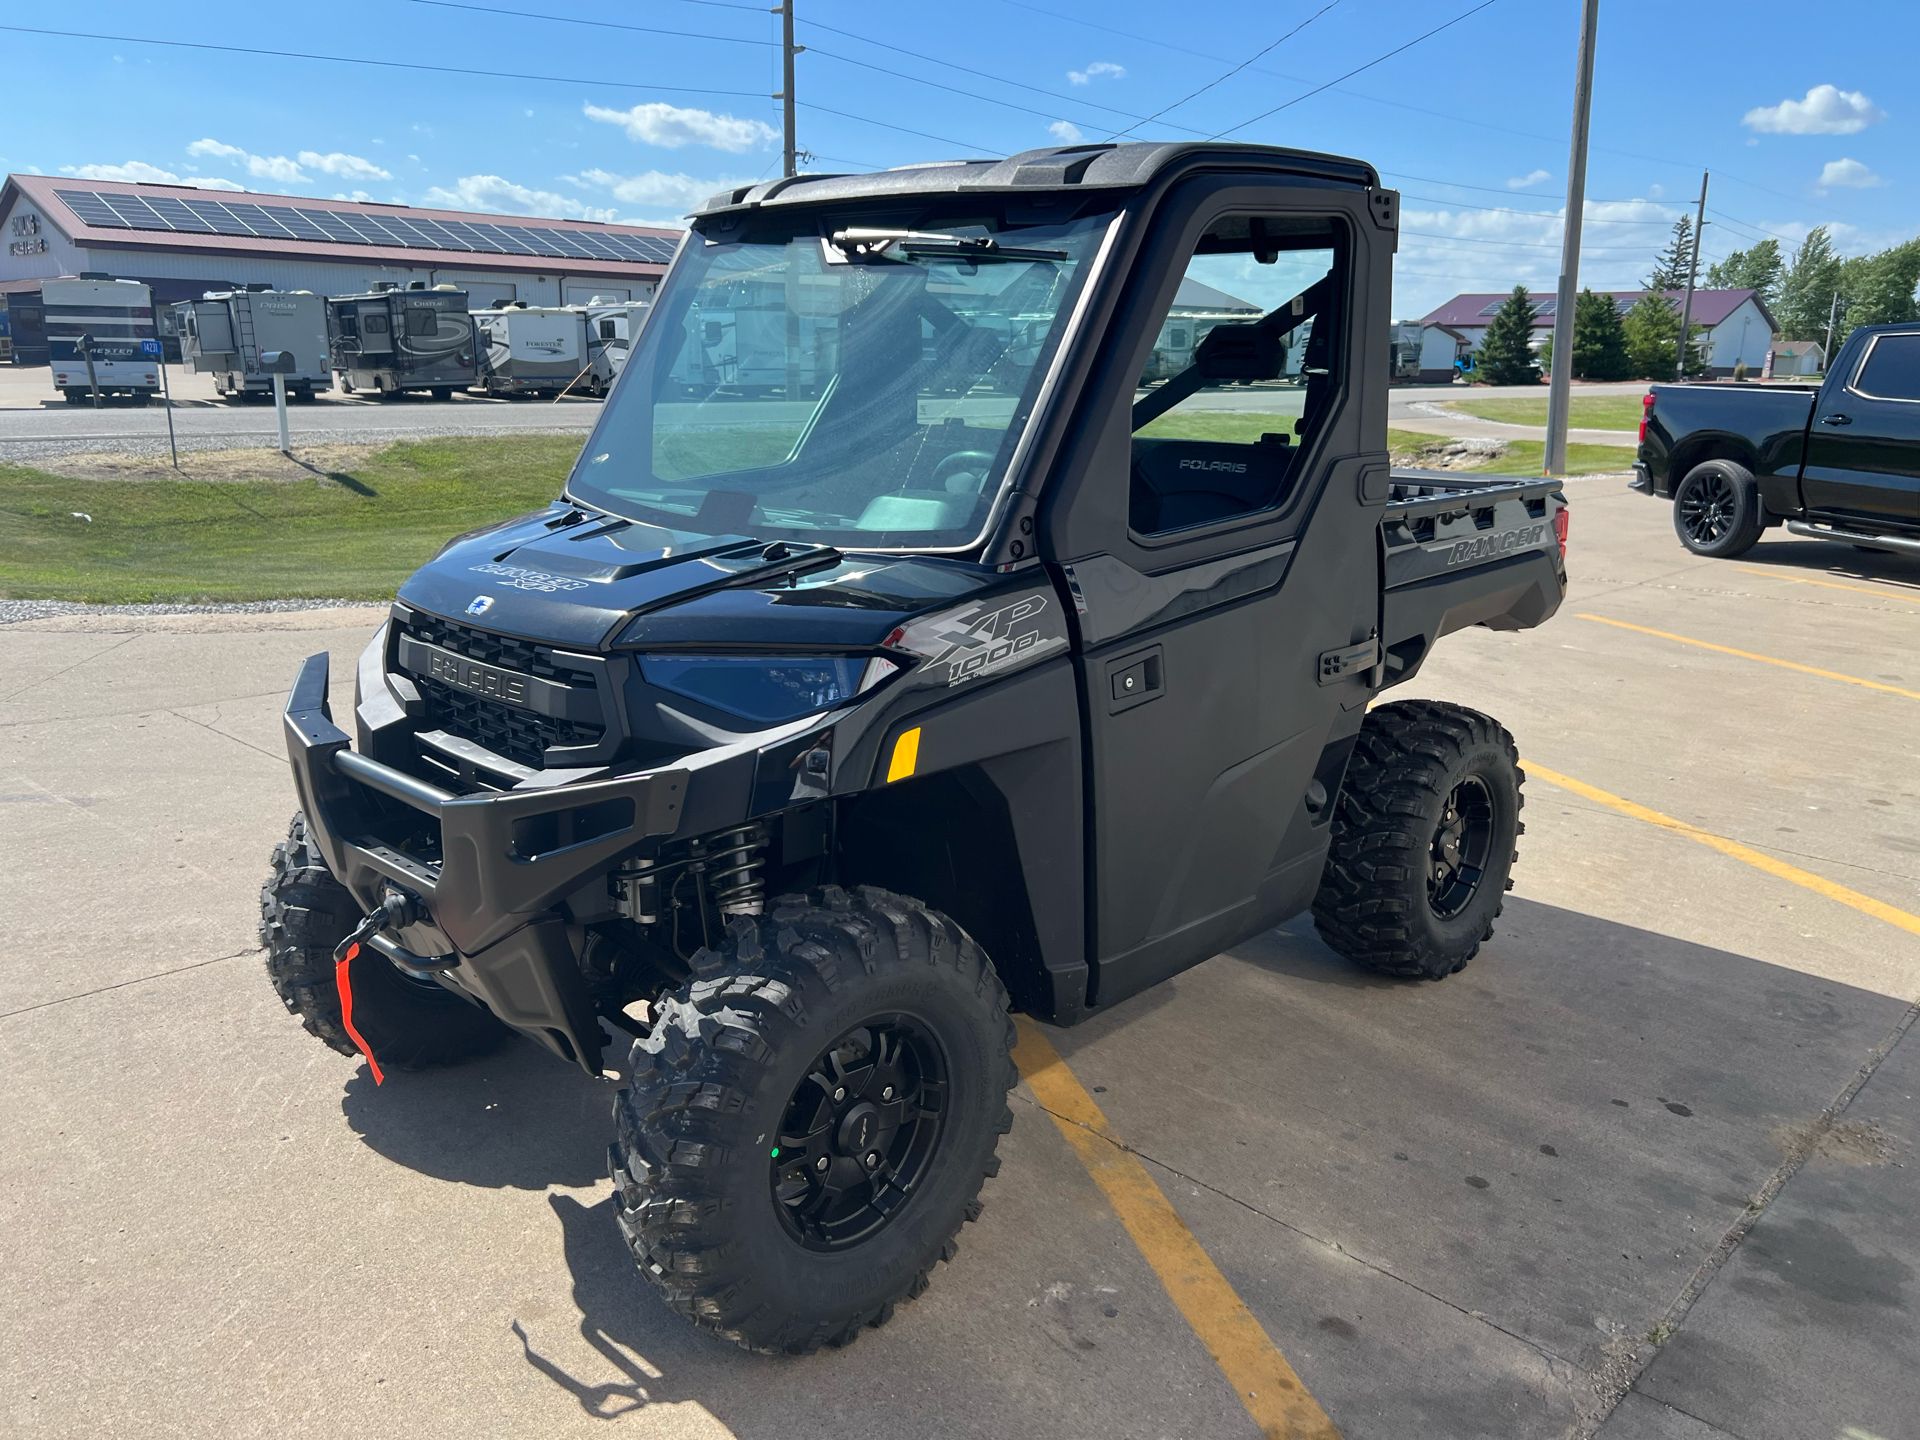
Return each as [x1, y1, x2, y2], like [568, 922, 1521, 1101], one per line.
[705, 823, 769, 917]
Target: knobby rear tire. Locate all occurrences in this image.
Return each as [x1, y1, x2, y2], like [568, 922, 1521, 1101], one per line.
[1313, 700, 1523, 980]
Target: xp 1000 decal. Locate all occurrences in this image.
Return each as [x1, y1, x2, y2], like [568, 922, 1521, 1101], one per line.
[894, 591, 1068, 688]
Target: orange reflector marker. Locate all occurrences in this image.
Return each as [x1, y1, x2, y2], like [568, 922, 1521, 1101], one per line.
[886, 726, 921, 783]
[335, 942, 385, 1085]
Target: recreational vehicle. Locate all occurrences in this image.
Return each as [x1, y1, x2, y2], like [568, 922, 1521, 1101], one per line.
[43, 276, 159, 404]
[472, 303, 590, 397]
[175, 287, 332, 401]
[326, 283, 476, 399]
[580, 298, 651, 395]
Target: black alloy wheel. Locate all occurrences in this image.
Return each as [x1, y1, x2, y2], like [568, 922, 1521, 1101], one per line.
[1428, 776, 1495, 920]
[1676, 466, 1738, 547]
[771, 1016, 948, 1251]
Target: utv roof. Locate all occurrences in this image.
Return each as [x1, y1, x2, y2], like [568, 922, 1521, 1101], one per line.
[694, 142, 1381, 218]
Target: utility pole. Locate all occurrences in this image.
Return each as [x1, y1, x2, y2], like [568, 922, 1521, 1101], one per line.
[1543, 0, 1598, 478]
[774, 0, 802, 178]
[1824, 288, 1843, 363]
[1673, 171, 1708, 381]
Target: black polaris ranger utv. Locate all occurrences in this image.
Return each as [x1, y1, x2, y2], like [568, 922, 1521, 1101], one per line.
[264, 143, 1568, 1355]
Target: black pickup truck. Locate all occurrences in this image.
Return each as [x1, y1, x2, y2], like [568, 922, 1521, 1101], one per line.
[1634, 322, 1920, 557]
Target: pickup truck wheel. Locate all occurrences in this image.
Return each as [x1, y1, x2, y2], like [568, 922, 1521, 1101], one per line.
[259, 812, 510, 1067]
[610, 886, 1016, 1355]
[1673, 460, 1765, 557]
[1312, 701, 1523, 980]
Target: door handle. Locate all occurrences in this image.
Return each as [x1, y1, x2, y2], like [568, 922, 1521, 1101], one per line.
[1820, 413, 1852, 426]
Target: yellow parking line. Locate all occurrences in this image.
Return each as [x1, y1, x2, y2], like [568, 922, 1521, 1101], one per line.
[1576, 613, 1920, 702]
[1527, 761, 1920, 939]
[1013, 1018, 1340, 1440]
[1733, 565, 1920, 606]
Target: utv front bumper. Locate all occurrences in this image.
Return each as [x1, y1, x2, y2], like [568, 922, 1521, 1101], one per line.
[283, 651, 692, 1070]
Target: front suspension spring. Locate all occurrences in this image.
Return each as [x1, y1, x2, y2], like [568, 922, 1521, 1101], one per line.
[705, 823, 769, 917]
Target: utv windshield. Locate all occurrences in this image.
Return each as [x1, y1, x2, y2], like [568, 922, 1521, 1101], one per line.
[566, 208, 1112, 550]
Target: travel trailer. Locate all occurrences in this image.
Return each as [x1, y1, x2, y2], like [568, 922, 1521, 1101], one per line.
[175, 287, 332, 401]
[579, 298, 651, 396]
[326, 283, 476, 398]
[472, 303, 590, 397]
[43, 275, 159, 404]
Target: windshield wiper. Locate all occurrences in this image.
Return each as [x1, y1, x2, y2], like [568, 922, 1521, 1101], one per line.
[828, 227, 1065, 262]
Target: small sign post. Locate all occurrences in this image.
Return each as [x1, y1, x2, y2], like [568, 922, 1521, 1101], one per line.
[78, 332, 102, 408]
[139, 338, 178, 470]
[261, 350, 297, 455]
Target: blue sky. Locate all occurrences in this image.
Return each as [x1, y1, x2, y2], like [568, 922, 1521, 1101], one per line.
[2, 0, 1912, 318]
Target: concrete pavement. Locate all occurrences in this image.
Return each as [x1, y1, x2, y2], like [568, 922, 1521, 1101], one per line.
[4, 486, 1918, 1438]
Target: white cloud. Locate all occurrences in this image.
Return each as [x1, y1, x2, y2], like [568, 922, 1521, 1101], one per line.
[583, 101, 777, 153]
[1389, 196, 1682, 321]
[298, 150, 391, 181]
[187, 138, 306, 183]
[1048, 120, 1084, 144]
[331, 190, 376, 203]
[61, 160, 242, 190]
[566, 167, 748, 223]
[1743, 85, 1885, 135]
[1505, 169, 1550, 190]
[1067, 61, 1126, 86]
[423, 174, 618, 221]
[1816, 157, 1883, 192]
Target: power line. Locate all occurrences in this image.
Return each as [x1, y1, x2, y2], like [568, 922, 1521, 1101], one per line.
[1212, 0, 1502, 139]
[1402, 229, 1651, 253]
[1397, 192, 1671, 225]
[0, 22, 767, 98]
[1107, 0, 1343, 141]
[0, 21, 998, 156]
[401, 0, 774, 47]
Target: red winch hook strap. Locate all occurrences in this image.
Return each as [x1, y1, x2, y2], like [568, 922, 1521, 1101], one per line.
[335, 942, 386, 1086]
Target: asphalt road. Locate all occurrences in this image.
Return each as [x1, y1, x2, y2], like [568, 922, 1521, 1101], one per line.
[5, 485, 1919, 1439]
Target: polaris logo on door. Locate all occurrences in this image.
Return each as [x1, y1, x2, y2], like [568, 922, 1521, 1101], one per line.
[1433, 524, 1549, 567]
[1178, 458, 1249, 474]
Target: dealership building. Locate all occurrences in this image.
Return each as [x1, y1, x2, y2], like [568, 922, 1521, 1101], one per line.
[1, 173, 682, 360]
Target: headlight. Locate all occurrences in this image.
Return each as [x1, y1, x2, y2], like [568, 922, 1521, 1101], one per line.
[640, 654, 868, 724]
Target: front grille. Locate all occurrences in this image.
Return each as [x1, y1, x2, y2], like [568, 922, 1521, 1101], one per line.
[398, 612, 604, 768]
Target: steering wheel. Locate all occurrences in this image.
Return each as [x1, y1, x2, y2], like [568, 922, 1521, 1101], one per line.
[932, 450, 995, 494]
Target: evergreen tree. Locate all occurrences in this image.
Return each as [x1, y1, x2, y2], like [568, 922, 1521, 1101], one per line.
[1570, 288, 1632, 380]
[1704, 238, 1785, 311]
[1476, 285, 1540, 385]
[1623, 293, 1680, 379]
[1836, 240, 1920, 341]
[1646, 217, 1696, 292]
[1775, 226, 1842, 341]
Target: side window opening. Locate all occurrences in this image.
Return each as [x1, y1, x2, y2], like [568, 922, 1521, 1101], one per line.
[1129, 214, 1345, 537]
[1852, 332, 1920, 402]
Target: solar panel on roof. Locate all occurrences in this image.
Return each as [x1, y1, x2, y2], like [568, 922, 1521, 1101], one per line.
[57, 190, 132, 227]
[257, 205, 330, 242]
[51, 185, 672, 268]
[144, 197, 215, 232]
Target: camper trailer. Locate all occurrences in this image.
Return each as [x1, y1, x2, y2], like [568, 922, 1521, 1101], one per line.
[175, 287, 332, 401]
[579, 298, 651, 396]
[472, 303, 590, 397]
[326, 283, 476, 399]
[43, 276, 160, 404]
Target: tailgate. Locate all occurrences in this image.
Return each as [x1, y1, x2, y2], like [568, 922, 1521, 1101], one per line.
[1376, 470, 1567, 686]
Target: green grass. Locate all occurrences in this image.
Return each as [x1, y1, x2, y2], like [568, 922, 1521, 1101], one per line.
[1143, 410, 1635, 476]
[0, 436, 581, 604]
[0, 422, 1637, 605]
[1441, 394, 1648, 430]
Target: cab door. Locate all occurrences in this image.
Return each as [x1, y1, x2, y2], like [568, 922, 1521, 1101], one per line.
[1800, 330, 1920, 528]
[1036, 177, 1391, 1009]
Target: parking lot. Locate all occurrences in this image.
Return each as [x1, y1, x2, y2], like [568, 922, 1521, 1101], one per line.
[3, 478, 1916, 1440]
